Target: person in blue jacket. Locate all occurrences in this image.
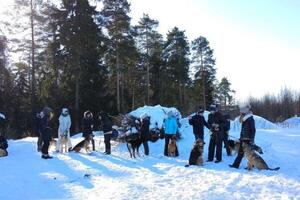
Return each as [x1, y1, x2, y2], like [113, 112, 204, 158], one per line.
[163, 111, 179, 156]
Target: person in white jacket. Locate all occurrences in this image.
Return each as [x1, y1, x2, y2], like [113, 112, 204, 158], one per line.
[56, 108, 72, 153]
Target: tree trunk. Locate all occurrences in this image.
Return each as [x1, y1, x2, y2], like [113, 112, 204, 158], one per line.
[116, 42, 120, 113]
[30, 0, 36, 112]
[75, 57, 80, 132]
[200, 52, 206, 109]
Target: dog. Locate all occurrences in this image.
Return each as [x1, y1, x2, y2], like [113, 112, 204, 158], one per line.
[125, 133, 142, 158]
[168, 137, 177, 157]
[59, 134, 68, 153]
[185, 139, 204, 167]
[71, 135, 93, 153]
[243, 143, 280, 171]
[49, 138, 57, 150]
[228, 139, 263, 155]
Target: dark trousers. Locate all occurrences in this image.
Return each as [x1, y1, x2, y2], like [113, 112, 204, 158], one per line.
[208, 132, 223, 161]
[41, 140, 50, 155]
[37, 133, 42, 151]
[164, 134, 179, 157]
[223, 131, 231, 156]
[194, 133, 204, 141]
[231, 140, 250, 168]
[104, 134, 112, 153]
[141, 137, 149, 155]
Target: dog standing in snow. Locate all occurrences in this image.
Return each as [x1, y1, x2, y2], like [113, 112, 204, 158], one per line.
[56, 108, 72, 153]
[168, 136, 177, 157]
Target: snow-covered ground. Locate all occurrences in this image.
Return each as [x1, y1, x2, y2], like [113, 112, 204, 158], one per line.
[1, 106, 300, 200]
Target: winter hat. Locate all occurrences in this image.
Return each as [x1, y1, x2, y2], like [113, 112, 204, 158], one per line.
[42, 107, 53, 116]
[197, 106, 204, 114]
[62, 108, 69, 116]
[0, 113, 5, 120]
[209, 104, 217, 112]
[167, 111, 175, 118]
[240, 105, 251, 114]
[84, 110, 93, 118]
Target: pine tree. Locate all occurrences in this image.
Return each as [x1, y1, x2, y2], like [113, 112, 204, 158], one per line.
[162, 27, 190, 110]
[191, 36, 216, 109]
[135, 13, 160, 105]
[216, 77, 235, 110]
[101, 0, 138, 113]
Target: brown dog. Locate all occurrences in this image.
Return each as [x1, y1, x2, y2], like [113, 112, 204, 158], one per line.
[243, 143, 279, 171]
[168, 137, 177, 157]
[71, 135, 93, 153]
[228, 139, 263, 155]
[185, 139, 204, 167]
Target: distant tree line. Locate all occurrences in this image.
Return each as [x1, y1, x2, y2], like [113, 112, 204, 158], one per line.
[0, 0, 235, 138]
[248, 88, 300, 122]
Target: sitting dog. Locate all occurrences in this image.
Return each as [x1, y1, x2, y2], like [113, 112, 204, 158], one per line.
[125, 133, 142, 158]
[168, 137, 177, 157]
[185, 139, 204, 167]
[243, 143, 279, 171]
[228, 139, 263, 155]
[71, 135, 93, 153]
[49, 138, 57, 150]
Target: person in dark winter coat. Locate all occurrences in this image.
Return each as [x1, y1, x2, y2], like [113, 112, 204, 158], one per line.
[230, 105, 256, 169]
[0, 113, 5, 137]
[138, 113, 150, 156]
[0, 114, 8, 157]
[99, 111, 113, 154]
[207, 104, 226, 163]
[223, 114, 231, 156]
[40, 107, 54, 159]
[81, 111, 95, 151]
[188, 106, 210, 141]
[36, 111, 43, 152]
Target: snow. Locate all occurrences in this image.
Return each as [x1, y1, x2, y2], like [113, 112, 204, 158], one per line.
[1, 106, 300, 200]
[231, 115, 279, 132]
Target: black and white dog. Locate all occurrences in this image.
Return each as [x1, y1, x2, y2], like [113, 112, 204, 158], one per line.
[125, 133, 142, 158]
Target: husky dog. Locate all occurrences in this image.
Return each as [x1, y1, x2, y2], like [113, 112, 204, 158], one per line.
[125, 133, 142, 158]
[185, 139, 204, 167]
[243, 143, 279, 171]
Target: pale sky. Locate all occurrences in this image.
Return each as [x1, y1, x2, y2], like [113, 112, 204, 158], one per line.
[1, 0, 300, 101]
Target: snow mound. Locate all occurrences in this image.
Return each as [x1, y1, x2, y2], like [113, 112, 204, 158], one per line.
[129, 105, 181, 129]
[283, 117, 300, 124]
[231, 115, 278, 132]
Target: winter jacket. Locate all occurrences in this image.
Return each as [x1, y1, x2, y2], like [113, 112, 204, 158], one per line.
[207, 111, 226, 134]
[164, 116, 178, 135]
[82, 117, 94, 137]
[224, 120, 230, 132]
[140, 117, 150, 138]
[189, 114, 210, 136]
[40, 114, 52, 141]
[58, 114, 71, 136]
[240, 114, 256, 141]
[99, 112, 112, 134]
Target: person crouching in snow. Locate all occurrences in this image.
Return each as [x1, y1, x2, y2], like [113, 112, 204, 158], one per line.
[82, 111, 95, 151]
[40, 107, 54, 159]
[188, 106, 210, 141]
[163, 111, 179, 157]
[229, 105, 256, 169]
[139, 113, 150, 156]
[99, 111, 113, 154]
[56, 108, 72, 153]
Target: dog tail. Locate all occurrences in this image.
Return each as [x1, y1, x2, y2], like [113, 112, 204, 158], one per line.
[185, 164, 190, 167]
[268, 167, 280, 171]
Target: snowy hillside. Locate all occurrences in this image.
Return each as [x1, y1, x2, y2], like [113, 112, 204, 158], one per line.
[231, 115, 279, 132]
[1, 106, 300, 200]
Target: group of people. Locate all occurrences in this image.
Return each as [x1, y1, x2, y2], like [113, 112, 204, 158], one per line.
[188, 104, 256, 168]
[35, 107, 114, 159]
[2, 103, 256, 169]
